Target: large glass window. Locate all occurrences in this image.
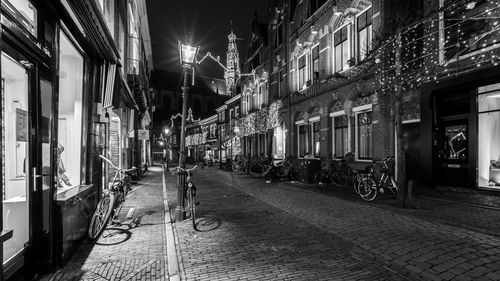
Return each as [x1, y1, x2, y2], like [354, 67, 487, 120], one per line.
[478, 85, 500, 189]
[357, 111, 372, 159]
[273, 126, 285, 159]
[2, 53, 30, 264]
[312, 121, 320, 158]
[334, 25, 350, 72]
[334, 115, 349, 157]
[57, 32, 84, 191]
[357, 8, 372, 60]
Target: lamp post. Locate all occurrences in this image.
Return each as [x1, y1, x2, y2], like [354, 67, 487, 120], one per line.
[176, 41, 199, 222]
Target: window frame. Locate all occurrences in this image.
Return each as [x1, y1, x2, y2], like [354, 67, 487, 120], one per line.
[353, 104, 373, 161]
[311, 44, 320, 82]
[330, 110, 350, 158]
[310, 117, 321, 159]
[356, 6, 373, 61]
[333, 24, 351, 73]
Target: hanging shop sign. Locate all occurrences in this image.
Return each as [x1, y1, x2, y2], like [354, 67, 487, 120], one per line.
[138, 130, 149, 140]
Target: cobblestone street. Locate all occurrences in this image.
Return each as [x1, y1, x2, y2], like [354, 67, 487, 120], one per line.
[39, 167, 167, 281]
[166, 166, 500, 281]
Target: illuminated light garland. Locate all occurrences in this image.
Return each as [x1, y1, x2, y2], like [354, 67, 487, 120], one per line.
[375, 0, 500, 93]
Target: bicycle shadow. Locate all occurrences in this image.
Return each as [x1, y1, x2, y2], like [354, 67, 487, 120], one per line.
[193, 216, 222, 232]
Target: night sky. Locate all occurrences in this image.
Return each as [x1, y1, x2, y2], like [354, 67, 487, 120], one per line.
[146, 0, 270, 79]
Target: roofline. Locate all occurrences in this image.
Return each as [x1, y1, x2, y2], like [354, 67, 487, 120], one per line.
[224, 94, 241, 105]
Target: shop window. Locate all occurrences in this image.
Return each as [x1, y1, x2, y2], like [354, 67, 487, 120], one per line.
[357, 7, 372, 60]
[4, 0, 37, 38]
[478, 86, 500, 188]
[357, 111, 372, 159]
[273, 126, 285, 159]
[298, 124, 309, 158]
[57, 31, 84, 191]
[1, 53, 30, 263]
[312, 121, 320, 158]
[334, 115, 349, 157]
[441, 0, 497, 61]
[334, 25, 350, 72]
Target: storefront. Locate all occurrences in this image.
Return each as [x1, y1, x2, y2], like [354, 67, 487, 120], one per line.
[0, 0, 127, 278]
[421, 67, 500, 191]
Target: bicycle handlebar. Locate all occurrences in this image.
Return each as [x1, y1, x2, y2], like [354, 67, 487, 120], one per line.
[171, 165, 199, 175]
[99, 155, 136, 173]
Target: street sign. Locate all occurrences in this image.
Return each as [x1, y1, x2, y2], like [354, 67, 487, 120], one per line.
[138, 130, 149, 140]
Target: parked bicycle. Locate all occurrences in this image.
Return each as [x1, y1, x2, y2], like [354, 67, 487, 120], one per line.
[320, 157, 352, 186]
[171, 165, 199, 230]
[232, 156, 249, 175]
[356, 156, 397, 201]
[88, 155, 134, 239]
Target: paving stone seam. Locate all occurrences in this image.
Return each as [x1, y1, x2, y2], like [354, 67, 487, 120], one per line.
[217, 175, 433, 281]
[163, 166, 183, 281]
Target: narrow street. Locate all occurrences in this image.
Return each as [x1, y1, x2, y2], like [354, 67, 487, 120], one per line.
[41, 165, 500, 280]
[166, 166, 500, 281]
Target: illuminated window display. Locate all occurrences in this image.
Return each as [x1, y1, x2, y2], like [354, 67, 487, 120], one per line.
[1, 53, 30, 263]
[478, 84, 500, 189]
[57, 32, 83, 191]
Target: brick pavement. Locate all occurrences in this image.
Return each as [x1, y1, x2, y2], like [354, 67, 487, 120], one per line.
[39, 167, 167, 281]
[166, 167, 500, 281]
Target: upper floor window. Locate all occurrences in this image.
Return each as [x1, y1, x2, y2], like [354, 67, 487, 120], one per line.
[312, 45, 320, 82]
[441, 0, 497, 61]
[357, 7, 372, 60]
[310, 0, 328, 16]
[229, 109, 234, 119]
[276, 22, 284, 46]
[334, 25, 350, 72]
[298, 54, 308, 90]
[4, 0, 37, 38]
[235, 106, 240, 118]
[278, 69, 285, 98]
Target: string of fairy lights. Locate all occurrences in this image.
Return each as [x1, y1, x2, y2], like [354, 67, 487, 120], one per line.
[375, 0, 500, 93]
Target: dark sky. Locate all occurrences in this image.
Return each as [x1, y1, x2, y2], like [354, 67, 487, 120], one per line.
[146, 0, 270, 79]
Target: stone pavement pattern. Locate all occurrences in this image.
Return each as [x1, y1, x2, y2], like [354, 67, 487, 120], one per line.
[166, 167, 500, 281]
[39, 167, 167, 281]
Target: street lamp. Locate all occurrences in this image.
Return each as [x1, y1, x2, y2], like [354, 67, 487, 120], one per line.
[176, 41, 199, 222]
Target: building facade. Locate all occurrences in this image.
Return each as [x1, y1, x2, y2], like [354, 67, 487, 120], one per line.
[0, 0, 152, 279]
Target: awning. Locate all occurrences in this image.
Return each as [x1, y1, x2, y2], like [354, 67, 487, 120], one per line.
[101, 63, 117, 109]
[119, 70, 139, 110]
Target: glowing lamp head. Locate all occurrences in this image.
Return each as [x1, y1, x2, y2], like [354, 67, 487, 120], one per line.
[179, 41, 199, 65]
[164, 128, 170, 135]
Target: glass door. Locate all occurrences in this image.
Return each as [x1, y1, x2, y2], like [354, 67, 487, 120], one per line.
[1, 52, 32, 265]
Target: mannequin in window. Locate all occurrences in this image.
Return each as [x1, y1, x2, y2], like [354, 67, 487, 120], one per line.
[57, 143, 72, 188]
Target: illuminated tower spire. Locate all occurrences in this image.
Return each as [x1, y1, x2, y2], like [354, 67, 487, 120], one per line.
[225, 21, 240, 90]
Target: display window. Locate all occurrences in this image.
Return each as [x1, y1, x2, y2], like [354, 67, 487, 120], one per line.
[1, 52, 30, 264]
[57, 31, 84, 192]
[3, 0, 37, 38]
[478, 84, 500, 189]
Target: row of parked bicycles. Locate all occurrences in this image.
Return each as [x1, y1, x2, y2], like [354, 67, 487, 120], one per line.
[87, 155, 149, 240]
[229, 155, 398, 202]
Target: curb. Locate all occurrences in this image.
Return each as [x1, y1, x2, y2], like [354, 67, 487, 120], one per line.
[162, 167, 181, 281]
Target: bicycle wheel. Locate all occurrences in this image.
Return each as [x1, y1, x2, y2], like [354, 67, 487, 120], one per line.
[357, 178, 378, 202]
[88, 193, 115, 239]
[232, 162, 242, 174]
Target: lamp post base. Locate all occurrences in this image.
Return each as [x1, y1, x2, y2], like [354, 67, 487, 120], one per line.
[175, 207, 185, 222]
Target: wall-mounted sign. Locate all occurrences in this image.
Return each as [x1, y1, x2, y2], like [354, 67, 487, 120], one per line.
[138, 130, 149, 140]
[16, 108, 28, 142]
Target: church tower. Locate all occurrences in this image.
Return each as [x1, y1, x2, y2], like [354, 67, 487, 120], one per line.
[224, 23, 240, 91]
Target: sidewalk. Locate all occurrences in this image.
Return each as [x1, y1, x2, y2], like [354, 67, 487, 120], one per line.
[165, 166, 500, 281]
[39, 167, 168, 281]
